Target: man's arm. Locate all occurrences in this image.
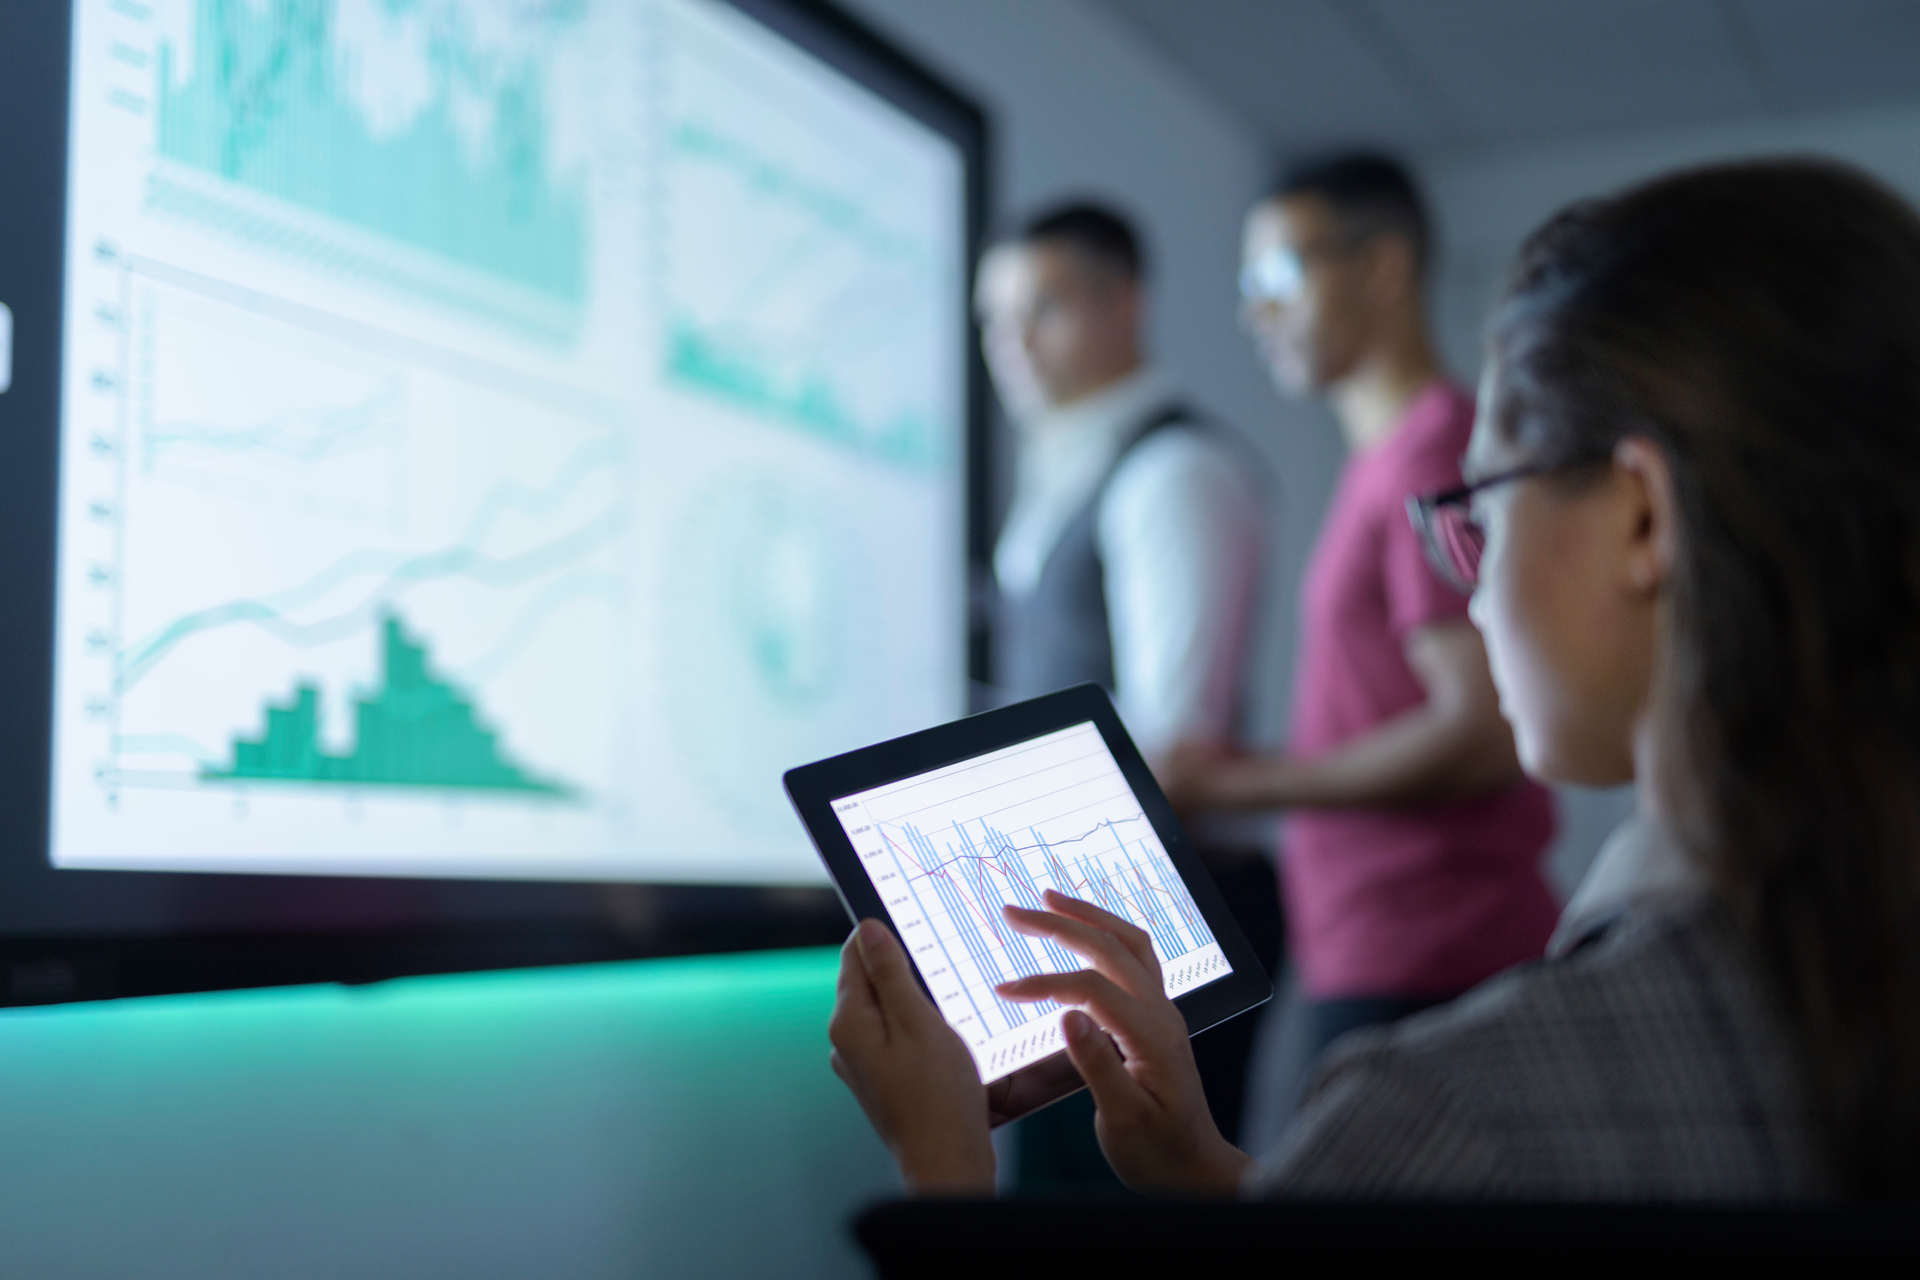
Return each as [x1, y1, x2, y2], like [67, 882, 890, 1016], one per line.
[1098, 431, 1264, 757]
[1163, 620, 1522, 811]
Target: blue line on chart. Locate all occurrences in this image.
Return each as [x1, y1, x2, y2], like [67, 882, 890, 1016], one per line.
[115, 434, 626, 692]
[881, 814, 1212, 967]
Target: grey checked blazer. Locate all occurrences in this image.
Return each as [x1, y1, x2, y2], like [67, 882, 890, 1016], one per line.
[1246, 903, 1832, 1200]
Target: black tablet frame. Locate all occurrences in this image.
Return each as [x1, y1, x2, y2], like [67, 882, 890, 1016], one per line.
[0, 0, 991, 1007]
[785, 684, 1273, 1120]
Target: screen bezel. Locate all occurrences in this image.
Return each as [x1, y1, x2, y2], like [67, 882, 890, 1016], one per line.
[0, 0, 991, 1006]
[784, 684, 1274, 1122]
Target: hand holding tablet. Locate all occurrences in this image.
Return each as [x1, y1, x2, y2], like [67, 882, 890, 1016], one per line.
[830, 889, 1255, 1195]
[787, 684, 1272, 1190]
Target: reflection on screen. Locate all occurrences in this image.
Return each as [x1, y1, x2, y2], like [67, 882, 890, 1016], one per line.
[831, 723, 1232, 1082]
[52, 0, 967, 882]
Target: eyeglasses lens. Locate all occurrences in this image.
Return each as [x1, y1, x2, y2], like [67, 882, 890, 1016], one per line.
[1238, 248, 1304, 305]
[1435, 505, 1485, 589]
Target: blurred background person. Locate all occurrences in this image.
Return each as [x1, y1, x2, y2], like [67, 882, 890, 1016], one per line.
[974, 202, 1276, 1190]
[1160, 154, 1557, 1093]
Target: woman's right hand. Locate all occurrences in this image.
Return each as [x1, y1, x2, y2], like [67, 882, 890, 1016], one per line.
[996, 890, 1254, 1195]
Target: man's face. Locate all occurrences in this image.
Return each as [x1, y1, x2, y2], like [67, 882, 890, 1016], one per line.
[1239, 195, 1373, 397]
[974, 241, 1139, 420]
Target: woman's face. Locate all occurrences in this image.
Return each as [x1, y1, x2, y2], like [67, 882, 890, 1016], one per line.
[1465, 366, 1664, 789]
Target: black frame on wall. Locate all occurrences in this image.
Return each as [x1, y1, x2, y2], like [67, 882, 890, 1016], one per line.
[0, 0, 991, 1007]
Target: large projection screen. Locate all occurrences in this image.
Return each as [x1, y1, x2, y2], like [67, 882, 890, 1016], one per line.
[47, 0, 972, 888]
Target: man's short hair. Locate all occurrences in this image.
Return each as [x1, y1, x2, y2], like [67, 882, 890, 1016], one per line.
[1013, 201, 1145, 283]
[1272, 152, 1431, 273]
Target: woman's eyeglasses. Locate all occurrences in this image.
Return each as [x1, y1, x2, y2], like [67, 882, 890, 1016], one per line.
[1405, 457, 1602, 594]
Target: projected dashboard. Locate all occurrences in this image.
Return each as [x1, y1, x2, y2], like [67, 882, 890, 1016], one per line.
[51, 0, 970, 885]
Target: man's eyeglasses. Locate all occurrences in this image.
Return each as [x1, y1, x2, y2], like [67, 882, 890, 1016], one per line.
[1238, 247, 1306, 305]
[1405, 457, 1603, 594]
[1237, 238, 1355, 306]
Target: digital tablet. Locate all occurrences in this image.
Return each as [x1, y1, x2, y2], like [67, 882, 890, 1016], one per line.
[784, 684, 1272, 1125]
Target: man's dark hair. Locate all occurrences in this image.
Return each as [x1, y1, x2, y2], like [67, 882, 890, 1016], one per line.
[1273, 152, 1431, 272]
[1014, 201, 1145, 283]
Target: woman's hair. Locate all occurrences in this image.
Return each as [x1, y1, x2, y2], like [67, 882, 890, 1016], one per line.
[1488, 159, 1920, 1194]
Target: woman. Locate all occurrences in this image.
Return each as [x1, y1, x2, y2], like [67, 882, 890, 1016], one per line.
[829, 160, 1920, 1199]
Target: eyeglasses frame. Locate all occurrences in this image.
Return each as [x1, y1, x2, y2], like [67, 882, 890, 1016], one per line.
[1405, 454, 1607, 595]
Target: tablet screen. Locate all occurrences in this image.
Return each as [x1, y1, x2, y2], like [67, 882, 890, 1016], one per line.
[829, 721, 1232, 1082]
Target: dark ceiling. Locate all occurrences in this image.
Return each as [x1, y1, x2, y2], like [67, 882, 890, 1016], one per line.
[1093, 0, 1920, 156]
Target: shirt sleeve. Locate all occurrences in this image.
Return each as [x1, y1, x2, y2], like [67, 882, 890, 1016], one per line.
[1381, 437, 1473, 638]
[1094, 430, 1265, 757]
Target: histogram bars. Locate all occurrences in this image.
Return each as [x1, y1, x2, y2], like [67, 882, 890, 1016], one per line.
[832, 722, 1232, 1079]
[205, 614, 570, 795]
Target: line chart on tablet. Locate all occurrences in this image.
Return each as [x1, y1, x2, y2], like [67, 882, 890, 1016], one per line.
[831, 722, 1232, 1080]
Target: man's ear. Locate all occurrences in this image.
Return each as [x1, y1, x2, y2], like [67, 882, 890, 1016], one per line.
[1364, 234, 1419, 312]
[1110, 276, 1143, 327]
[1613, 435, 1677, 594]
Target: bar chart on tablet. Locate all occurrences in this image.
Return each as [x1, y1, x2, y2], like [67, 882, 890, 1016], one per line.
[830, 722, 1232, 1081]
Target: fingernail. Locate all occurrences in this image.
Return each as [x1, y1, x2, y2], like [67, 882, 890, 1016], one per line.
[1062, 1010, 1090, 1041]
[857, 919, 885, 954]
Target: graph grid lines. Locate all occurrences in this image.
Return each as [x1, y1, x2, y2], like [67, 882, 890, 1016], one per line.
[833, 722, 1231, 1081]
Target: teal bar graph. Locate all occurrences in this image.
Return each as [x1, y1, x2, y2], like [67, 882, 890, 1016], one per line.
[206, 615, 570, 795]
[659, 103, 948, 472]
[156, 0, 587, 303]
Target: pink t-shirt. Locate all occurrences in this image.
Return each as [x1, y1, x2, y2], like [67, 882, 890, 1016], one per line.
[1283, 382, 1557, 1000]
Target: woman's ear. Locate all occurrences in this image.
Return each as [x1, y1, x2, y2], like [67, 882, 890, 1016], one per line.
[1613, 435, 1677, 594]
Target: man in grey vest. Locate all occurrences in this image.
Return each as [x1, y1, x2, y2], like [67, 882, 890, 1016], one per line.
[975, 202, 1272, 1192]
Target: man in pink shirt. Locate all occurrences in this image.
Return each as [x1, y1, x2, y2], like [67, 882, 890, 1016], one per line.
[1161, 153, 1557, 1060]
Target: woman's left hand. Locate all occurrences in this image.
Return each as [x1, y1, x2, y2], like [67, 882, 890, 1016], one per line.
[828, 918, 997, 1194]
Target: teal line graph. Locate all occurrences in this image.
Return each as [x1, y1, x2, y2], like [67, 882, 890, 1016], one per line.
[665, 321, 936, 470]
[669, 120, 923, 266]
[116, 434, 625, 693]
[661, 110, 947, 473]
[142, 377, 402, 465]
[113, 733, 224, 767]
[155, 0, 587, 304]
[451, 568, 620, 686]
[116, 507, 624, 693]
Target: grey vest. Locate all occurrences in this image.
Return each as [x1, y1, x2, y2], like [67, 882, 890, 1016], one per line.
[996, 403, 1211, 701]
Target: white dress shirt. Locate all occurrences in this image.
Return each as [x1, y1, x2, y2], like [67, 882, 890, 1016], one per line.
[994, 367, 1265, 756]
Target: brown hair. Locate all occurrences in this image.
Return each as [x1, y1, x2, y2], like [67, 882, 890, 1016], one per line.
[1488, 159, 1920, 1194]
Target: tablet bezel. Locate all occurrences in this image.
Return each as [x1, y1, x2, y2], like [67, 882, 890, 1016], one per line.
[784, 683, 1272, 1123]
